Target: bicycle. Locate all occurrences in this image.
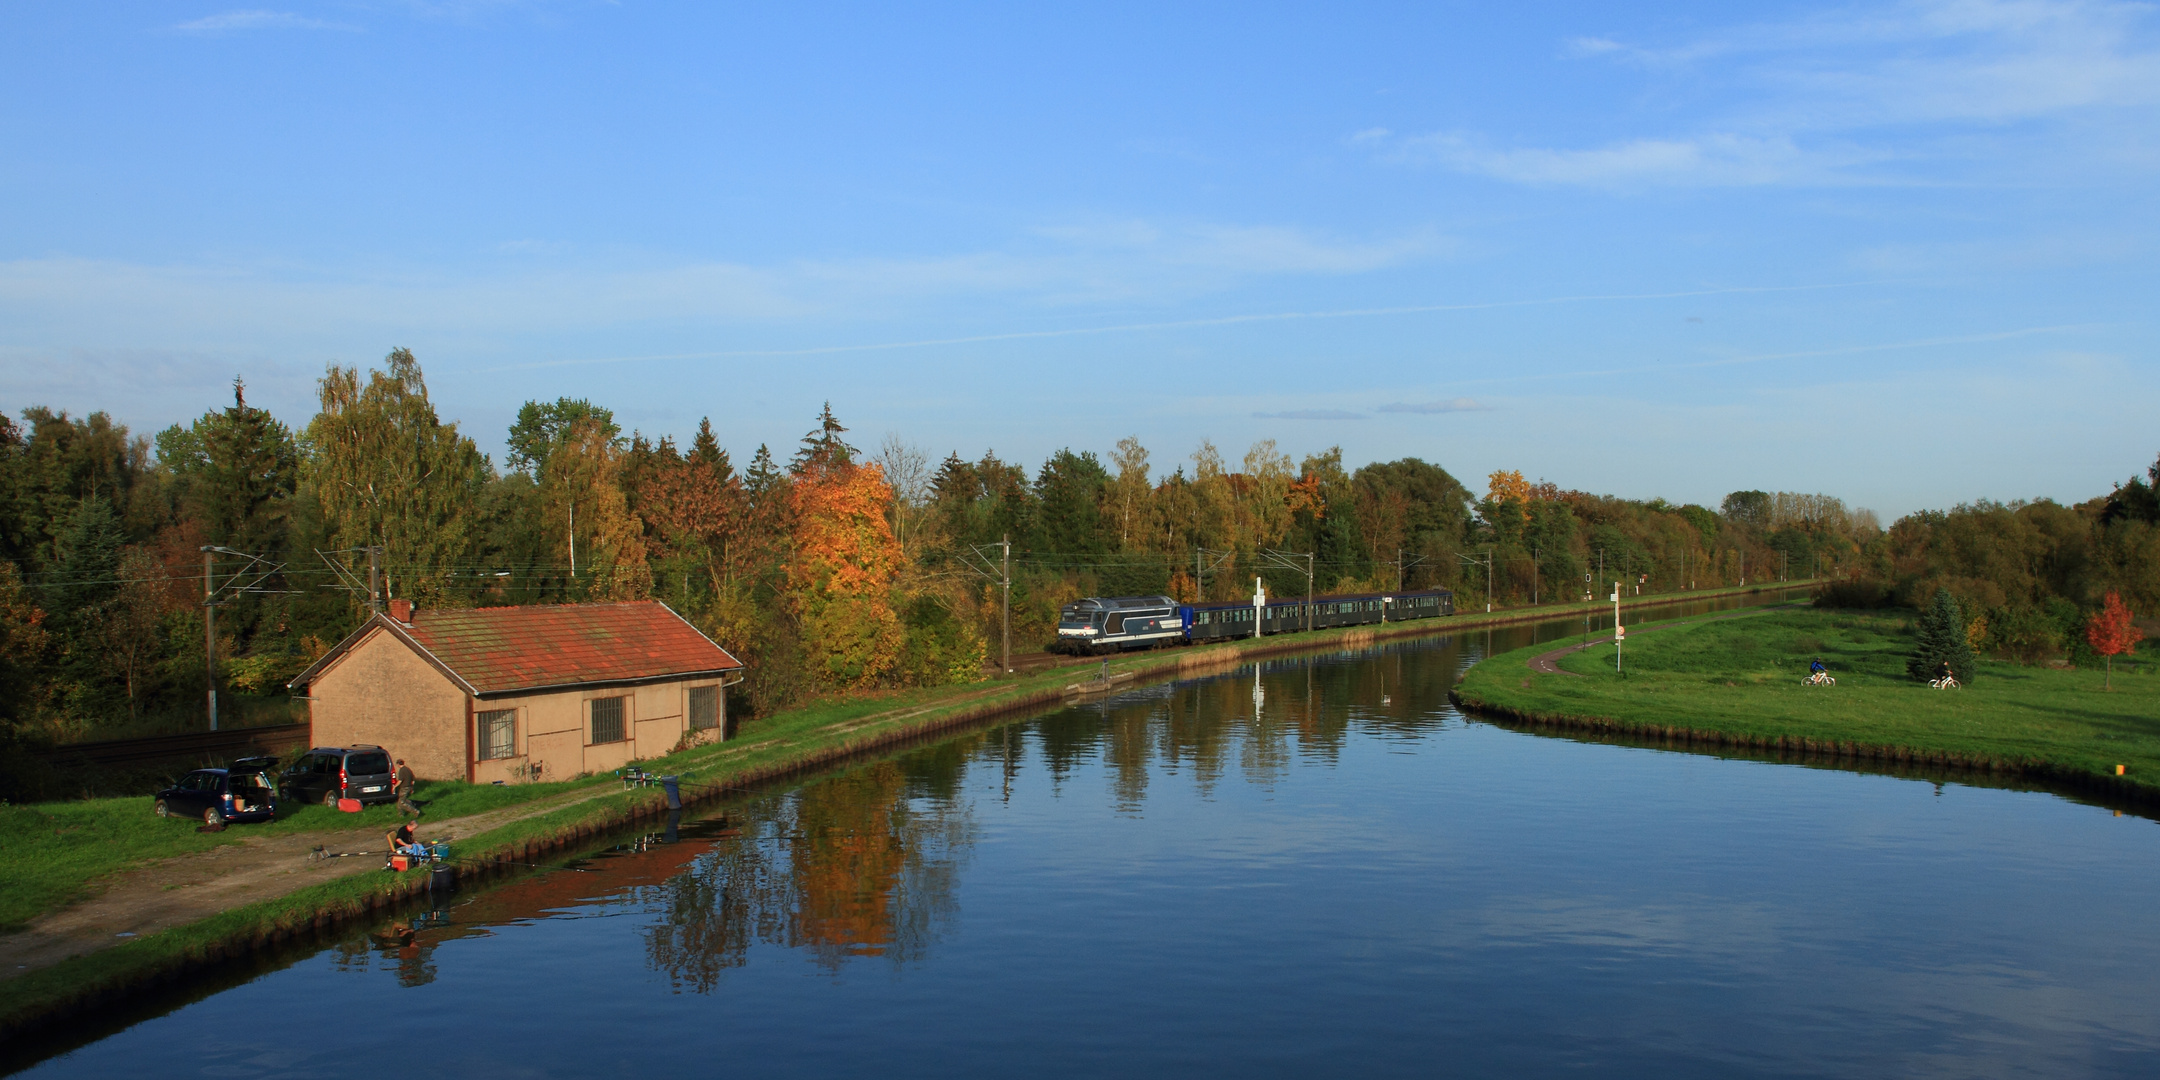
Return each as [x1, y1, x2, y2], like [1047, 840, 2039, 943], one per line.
[1929, 675, 1961, 690]
[1804, 671, 1835, 687]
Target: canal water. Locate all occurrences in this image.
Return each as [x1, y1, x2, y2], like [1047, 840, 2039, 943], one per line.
[16, 592, 2160, 1077]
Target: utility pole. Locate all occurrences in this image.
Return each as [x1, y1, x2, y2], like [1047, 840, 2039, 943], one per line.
[1303, 552, 1313, 632]
[201, 548, 218, 732]
[1259, 549, 1315, 631]
[1252, 576, 1265, 639]
[955, 538, 1015, 674]
[367, 545, 382, 616]
[1583, 569, 1592, 648]
[1612, 580, 1625, 674]
[192, 544, 290, 732]
[1532, 546, 1539, 606]
[1456, 550, 1493, 613]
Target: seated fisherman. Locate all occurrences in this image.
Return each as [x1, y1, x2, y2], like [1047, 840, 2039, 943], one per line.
[386, 820, 425, 857]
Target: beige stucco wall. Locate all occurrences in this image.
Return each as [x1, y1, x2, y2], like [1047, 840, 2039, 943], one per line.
[470, 677, 729, 786]
[305, 626, 469, 782]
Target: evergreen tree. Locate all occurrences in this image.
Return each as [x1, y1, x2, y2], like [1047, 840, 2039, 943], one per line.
[790, 403, 855, 474]
[1907, 588, 1978, 682]
[157, 379, 300, 556]
[688, 418, 734, 483]
[1032, 449, 1108, 556]
[744, 444, 782, 501]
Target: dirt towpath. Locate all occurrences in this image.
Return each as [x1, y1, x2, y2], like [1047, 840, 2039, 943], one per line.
[0, 784, 624, 982]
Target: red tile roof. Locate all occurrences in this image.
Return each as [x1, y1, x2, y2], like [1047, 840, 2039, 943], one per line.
[295, 601, 743, 696]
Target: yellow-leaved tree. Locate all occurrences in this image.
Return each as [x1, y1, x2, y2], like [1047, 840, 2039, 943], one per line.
[787, 459, 905, 691]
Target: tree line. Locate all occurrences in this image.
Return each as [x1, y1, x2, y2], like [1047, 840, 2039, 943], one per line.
[0, 348, 1966, 753]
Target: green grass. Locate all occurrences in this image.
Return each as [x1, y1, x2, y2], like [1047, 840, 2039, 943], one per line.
[1457, 606, 2160, 787]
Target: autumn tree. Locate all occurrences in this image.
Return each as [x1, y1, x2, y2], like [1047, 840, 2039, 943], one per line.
[1108, 436, 1152, 551]
[643, 418, 745, 596]
[305, 350, 489, 603]
[786, 406, 903, 691]
[2086, 592, 2144, 689]
[541, 415, 650, 600]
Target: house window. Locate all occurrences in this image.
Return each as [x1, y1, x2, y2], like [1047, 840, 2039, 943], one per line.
[478, 709, 516, 760]
[589, 696, 627, 745]
[689, 685, 719, 731]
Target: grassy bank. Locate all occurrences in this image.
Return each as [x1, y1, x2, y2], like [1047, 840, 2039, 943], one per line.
[0, 580, 1802, 1039]
[1455, 605, 2160, 797]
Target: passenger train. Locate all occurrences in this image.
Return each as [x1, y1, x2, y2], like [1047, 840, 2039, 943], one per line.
[1053, 587, 1455, 654]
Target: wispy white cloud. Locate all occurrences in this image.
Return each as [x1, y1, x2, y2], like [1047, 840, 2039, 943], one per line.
[1377, 399, 1487, 414]
[1377, 0, 2160, 188]
[1400, 133, 1826, 187]
[174, 9, 359, 32]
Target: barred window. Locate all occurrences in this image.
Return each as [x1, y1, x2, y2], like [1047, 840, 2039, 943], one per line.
[689, 685, 719, 731]
[478, 709, 516, 760]
[589, 696, 627, 744]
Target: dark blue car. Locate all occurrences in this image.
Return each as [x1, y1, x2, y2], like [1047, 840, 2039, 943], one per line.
[154, 757, 279, 826]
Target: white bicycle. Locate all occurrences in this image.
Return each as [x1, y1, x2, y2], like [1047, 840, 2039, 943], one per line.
[1805, 671, 1835, 687]
[1929, 675, 1961, 690]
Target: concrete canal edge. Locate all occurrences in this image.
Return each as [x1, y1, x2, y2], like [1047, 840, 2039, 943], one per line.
[0, 582, 1804, 1044]
[1448, 689, 2160, 812]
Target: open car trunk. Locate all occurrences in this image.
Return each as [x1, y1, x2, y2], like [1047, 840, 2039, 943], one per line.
[228, 756, 279, 815]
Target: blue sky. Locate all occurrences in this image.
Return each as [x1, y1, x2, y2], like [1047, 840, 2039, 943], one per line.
[3, 0, 2156, 517]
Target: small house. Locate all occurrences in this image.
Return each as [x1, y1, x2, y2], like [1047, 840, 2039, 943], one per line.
[289, 599, 745, 783]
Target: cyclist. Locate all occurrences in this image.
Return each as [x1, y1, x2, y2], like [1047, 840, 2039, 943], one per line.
[1809, 658, 1827, 677]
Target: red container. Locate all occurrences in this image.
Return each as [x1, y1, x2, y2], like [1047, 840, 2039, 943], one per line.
[391, 855, 413, 872]
[338, 798, 362, 813]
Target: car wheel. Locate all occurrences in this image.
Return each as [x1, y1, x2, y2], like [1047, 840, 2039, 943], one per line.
[203, 806, 225, 827]
[154, 799, 171, 818]
[322, 790, 340, 808]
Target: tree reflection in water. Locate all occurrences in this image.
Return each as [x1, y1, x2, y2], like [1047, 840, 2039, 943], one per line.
[646, 759, 977, 989]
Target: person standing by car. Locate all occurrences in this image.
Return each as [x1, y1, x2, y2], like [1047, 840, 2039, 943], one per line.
[395, 758, 418, 818]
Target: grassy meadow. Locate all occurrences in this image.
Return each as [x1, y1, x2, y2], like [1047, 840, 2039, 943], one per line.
[1457, 606, 2160, 787]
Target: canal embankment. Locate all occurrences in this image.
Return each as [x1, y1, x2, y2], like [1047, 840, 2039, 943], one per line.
[1452, 604, 2160, 809]
[0, 580, 1806, 1042]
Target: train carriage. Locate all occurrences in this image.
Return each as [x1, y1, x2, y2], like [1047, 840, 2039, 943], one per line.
[1179, 588, 1454, 643]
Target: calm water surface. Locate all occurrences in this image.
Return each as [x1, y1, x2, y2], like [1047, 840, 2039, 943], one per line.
[17, 594, 2160, 1077]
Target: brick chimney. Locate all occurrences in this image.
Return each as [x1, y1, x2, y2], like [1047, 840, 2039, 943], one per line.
[388, 598, 414, 625]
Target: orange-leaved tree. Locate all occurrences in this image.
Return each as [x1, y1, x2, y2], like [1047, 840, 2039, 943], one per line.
[2086, 591, 2145, 690]
[786, 459, 904, 691]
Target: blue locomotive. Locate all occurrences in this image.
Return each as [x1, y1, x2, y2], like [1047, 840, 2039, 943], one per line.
[1053, 588, 1454, 654]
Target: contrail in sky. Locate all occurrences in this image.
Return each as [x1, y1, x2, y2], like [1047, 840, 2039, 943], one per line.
[476, 280, 1888, 373]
